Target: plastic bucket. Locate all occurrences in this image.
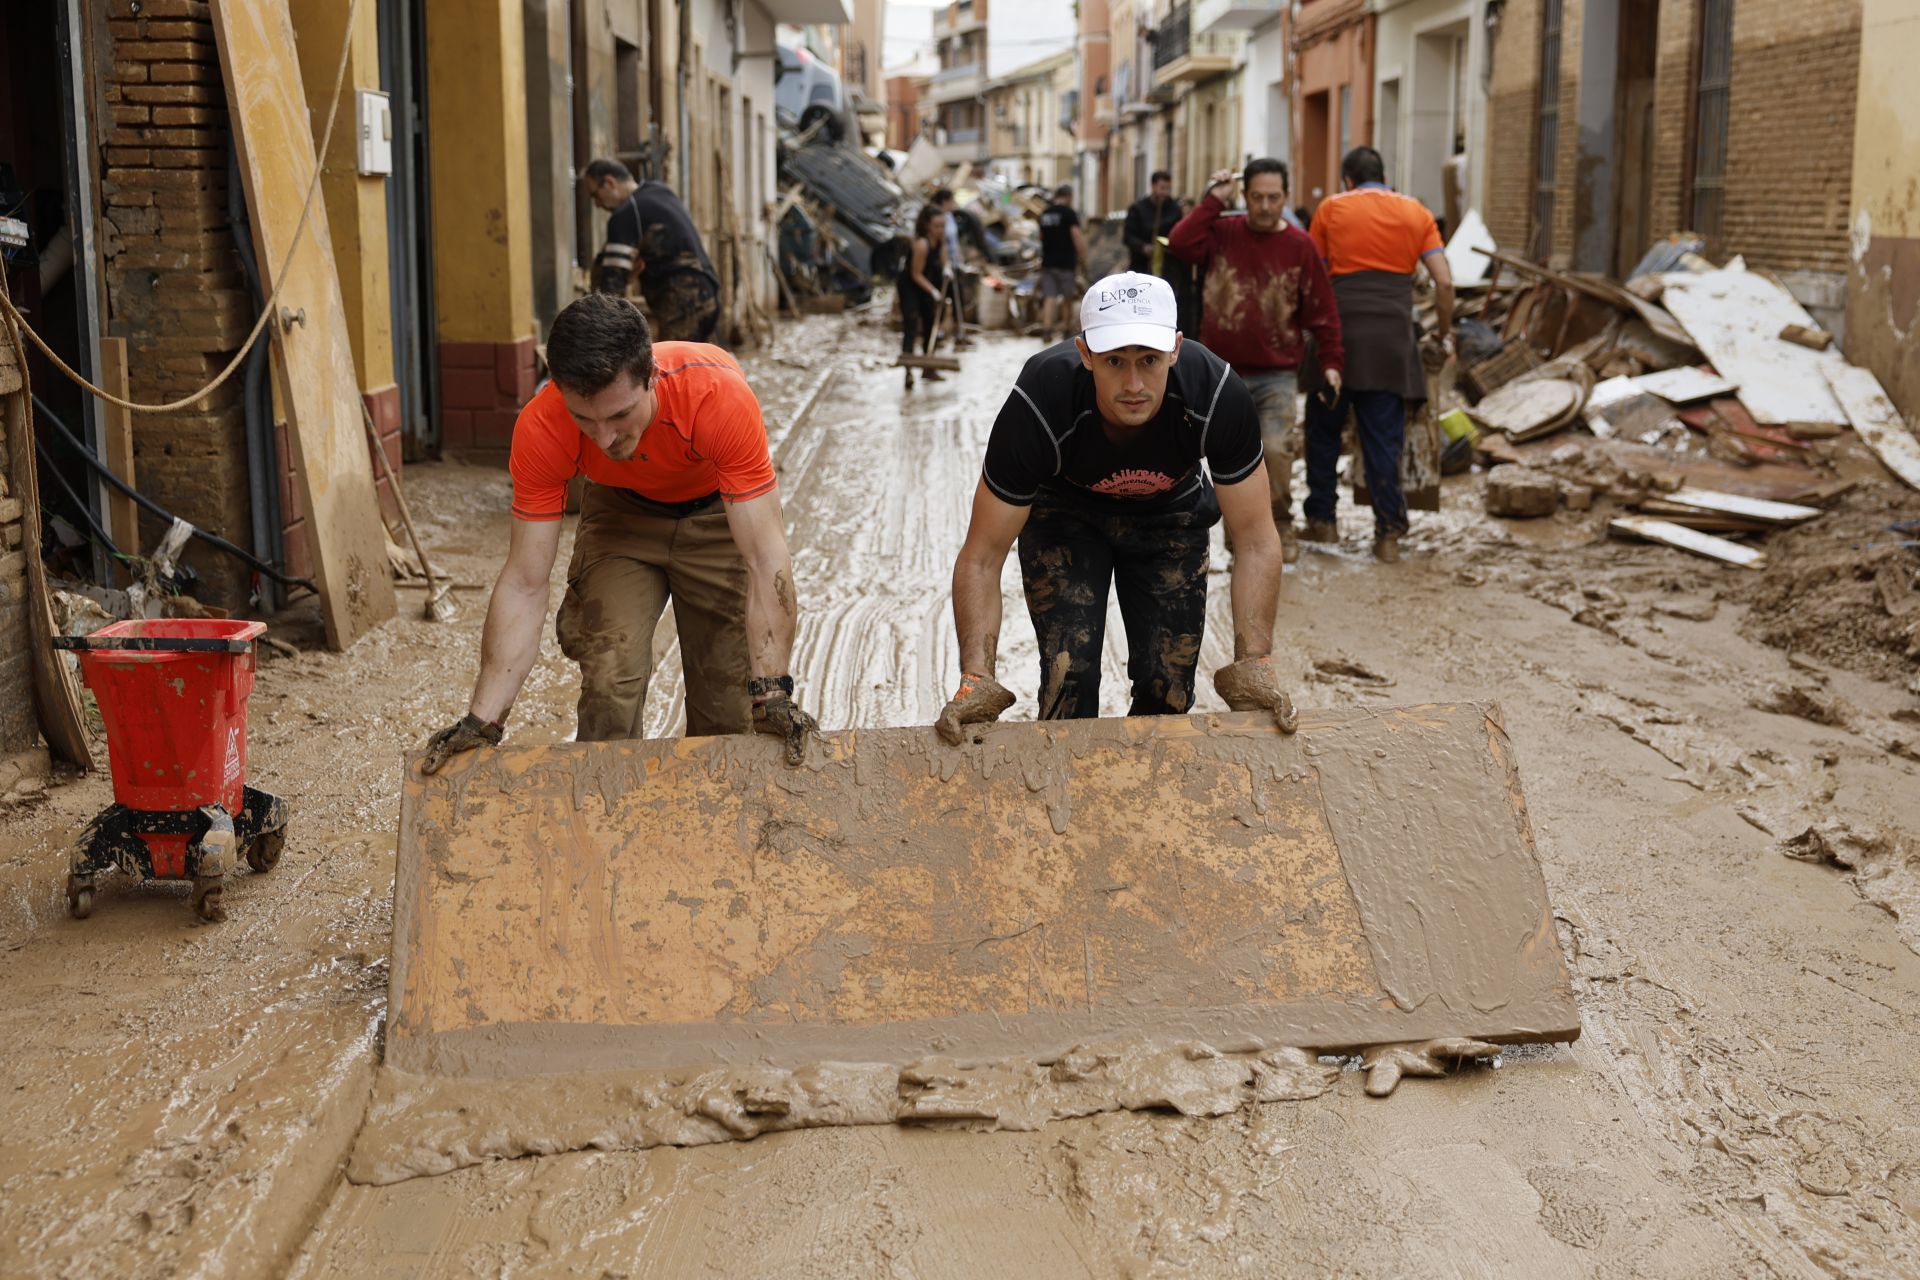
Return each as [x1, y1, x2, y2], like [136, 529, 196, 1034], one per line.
[63, 618, 267, 816]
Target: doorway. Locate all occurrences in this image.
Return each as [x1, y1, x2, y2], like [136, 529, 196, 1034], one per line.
[1612, 0, 1658, 278]
[379, 0, 438, 455]
[1301, 89, 1330, 207]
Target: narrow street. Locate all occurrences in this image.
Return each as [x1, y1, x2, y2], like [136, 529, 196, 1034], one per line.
[3, 314, 1917, 1276]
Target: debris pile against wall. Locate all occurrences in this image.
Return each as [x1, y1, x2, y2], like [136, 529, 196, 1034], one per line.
[1439, 218, 1920, 587]
[99, 0, 254, 606]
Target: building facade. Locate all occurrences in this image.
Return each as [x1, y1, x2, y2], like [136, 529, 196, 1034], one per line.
[1485, 0, 1861, 300]
[984, 51, 1075, 187]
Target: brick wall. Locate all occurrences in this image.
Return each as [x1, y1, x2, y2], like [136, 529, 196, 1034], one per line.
[1485, 0, 1860, 276]
[438, 339, 538, 464]
[99, 0, 255, 607]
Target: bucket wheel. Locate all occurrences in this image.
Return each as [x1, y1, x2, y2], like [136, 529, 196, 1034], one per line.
[245, 827, 286, 874]
[66, 875, 94, 920]
[190, 875, 226, 923]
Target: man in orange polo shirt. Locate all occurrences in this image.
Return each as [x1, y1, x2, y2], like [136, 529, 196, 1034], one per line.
[1302, 146, 1454, 563]
[421, 293, 816, 769]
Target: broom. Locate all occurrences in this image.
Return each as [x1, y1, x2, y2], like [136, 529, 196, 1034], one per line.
[360, 401, 457, 623]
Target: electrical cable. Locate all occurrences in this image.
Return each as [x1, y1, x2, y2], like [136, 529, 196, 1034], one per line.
[32, 434, 127, 563]
[32, 392, 318, 594]
[0, 0, 361, 415]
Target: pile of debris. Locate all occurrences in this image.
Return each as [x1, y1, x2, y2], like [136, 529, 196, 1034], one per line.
[1435, 227, 1920, 572]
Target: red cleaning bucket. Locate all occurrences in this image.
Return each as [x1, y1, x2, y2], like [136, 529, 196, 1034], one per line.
[69, 619, 266, 874]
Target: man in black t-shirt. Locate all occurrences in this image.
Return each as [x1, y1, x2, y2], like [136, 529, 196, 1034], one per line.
[936, 272, 1302, 742]
[582, 158, 721, 343]
[1035, 185, 1087, 344]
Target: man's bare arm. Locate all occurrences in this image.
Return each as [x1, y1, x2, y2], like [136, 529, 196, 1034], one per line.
[952, 478, 1030, 676]
[1217, 467, 1281, 659]
[721, 489, 798, 682]
[1424, 250, 1455, 351]
[469, 517, 564, 722]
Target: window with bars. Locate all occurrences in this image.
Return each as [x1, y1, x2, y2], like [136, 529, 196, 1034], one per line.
[1689, 0, 1732, 239]
[1532, 0, 1564, 258]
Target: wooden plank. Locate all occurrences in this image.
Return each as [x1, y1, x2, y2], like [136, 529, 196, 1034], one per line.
[1664, 486, 1824, 525]
[1826, 363, 1920, 492]
[1610, 516, 1767, 569]
[98, 337, 140, 558]
[210, 0, 394, 649]
[0, 300, 91, 768]
[388, 706, 1580, 1077]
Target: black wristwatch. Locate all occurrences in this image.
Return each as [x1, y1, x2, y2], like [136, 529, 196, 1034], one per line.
[747, 675, 795, 698]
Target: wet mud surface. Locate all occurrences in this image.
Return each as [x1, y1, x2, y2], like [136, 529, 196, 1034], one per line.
[4, 315, 1920, 1276]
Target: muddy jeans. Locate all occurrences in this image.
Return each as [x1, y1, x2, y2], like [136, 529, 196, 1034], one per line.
[1016, 496, 1216, 721]
[1241, 370, 1300, 527]
[1304, 389, 1408, 538]
[643, 272, 720, 343]
[554, 483, 752, 740]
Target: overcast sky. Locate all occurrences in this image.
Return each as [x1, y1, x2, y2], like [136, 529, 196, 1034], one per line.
[882, 0, 1076, 78]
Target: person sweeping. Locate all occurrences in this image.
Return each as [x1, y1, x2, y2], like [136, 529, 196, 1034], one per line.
[899, 204, 948, 389]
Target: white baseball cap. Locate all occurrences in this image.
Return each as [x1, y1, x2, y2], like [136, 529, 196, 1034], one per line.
[1080, 272, 1179, 354]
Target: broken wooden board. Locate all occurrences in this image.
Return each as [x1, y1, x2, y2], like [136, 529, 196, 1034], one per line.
[211, 0, 395, 650]
[1664, 487, 1823, 526]
[1, 296, 90, 768]
[1610, 516, 1767, 569]
[1658, 267, 1848, 425]
[1826, 363, 1920, 492]
[388, 707, 1580, 1078]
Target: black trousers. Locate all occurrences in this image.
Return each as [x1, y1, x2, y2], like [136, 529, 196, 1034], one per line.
[1016, 495, 1216, 721]
[900, 281, 938, 354]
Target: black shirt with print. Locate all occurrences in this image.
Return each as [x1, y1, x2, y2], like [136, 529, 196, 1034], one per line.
[981, 338, 1262, 516]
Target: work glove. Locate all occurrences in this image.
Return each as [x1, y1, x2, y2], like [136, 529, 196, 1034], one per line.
[935, 672, 1017, 746]
[752, 692, 819, 766]
[420, 713, 504, 775]
[1360, 1038, 1501, 1097]
[1212, 656, 1300, 734]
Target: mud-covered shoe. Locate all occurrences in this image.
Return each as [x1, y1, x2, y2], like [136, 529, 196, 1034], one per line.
[1301, 519, 1338, 544]
[1282, 533, 1301, 565]
[1372, 534, 1402, 563]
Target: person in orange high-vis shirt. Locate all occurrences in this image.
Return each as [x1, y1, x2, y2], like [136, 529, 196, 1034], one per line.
[420, 293, 817, 770]
[1301, 146, 1454, 564]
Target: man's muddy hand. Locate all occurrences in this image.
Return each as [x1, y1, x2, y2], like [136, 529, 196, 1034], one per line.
[1360, 1038, 1501, 1097]
[752, 693, 819, 766]
[1212, 657, 1300, 733]
[936, 672, 1016, 746]
[420, 713, 504, 775]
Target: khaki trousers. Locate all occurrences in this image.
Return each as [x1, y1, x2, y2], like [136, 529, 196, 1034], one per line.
[554, 484, 753, 740]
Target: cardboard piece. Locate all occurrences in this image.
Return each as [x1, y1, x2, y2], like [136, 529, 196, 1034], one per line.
[210, 0, 395, 649]
[1446, 211, 1491, 287]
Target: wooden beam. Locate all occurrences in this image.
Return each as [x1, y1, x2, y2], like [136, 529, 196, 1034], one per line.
[98, 337, 139, 559]
[211, 0, 396, 649]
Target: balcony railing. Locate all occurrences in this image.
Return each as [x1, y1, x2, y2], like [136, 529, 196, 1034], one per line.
[945, 126, 983, 145]
[934, 61, 983, 85]
[1152, 4, 1194, 70]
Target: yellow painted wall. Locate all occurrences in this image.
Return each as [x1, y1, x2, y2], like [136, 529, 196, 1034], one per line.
[1849, 0, 1918, 241]
[424, 0, 535, 343]
[290, 0, 393, 388]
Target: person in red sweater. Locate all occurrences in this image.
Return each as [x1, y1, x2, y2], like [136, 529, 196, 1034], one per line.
[1169, 157, 1343, 562]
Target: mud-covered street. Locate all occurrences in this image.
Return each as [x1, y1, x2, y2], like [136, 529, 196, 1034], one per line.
[4, 316, 1920, 1277]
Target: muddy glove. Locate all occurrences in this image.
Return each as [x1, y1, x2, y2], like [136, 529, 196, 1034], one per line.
[420, 713, 504, 775]
[1360, 1038, 1501, 1097]
[752, 690, 819, 766]
[936, 672, 1017, 746]
[1211, 656, 1300, 734]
